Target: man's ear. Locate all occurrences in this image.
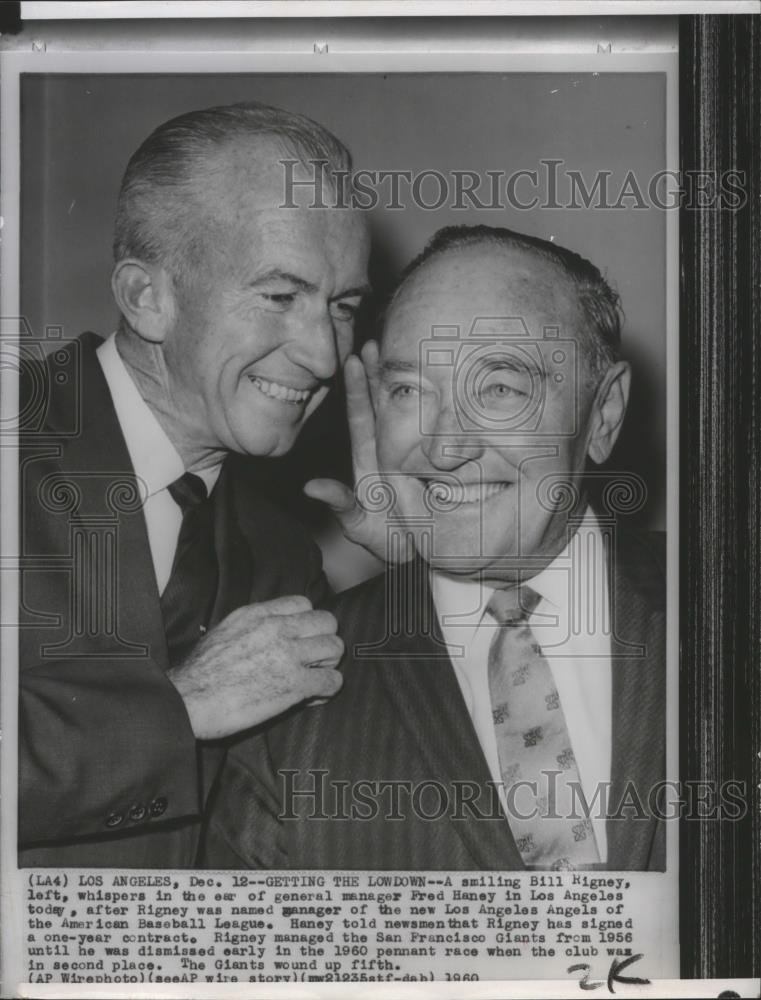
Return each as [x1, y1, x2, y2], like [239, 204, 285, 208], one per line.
[586, 360, 631, 465]
[111, 259, 175, 344]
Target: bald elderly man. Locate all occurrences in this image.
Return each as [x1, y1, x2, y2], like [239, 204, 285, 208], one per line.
[205, 225, 666, 872]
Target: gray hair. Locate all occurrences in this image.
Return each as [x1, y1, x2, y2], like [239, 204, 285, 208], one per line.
[388, 224, 624, 383]
[113, 101, 353, 283]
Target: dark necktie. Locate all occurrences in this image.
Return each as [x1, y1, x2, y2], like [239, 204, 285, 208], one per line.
[487, 585, 600, 870]
[160, 472, 219, 667]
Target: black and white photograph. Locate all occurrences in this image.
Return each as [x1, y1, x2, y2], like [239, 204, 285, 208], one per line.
[1, 3, 758, 997]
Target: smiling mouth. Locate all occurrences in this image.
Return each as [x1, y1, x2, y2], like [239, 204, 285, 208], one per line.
[247, 375, 313, 405]
[421, 479, 512, 506]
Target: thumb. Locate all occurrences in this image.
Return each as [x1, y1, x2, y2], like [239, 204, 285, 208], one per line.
[304, 478, 356, 514]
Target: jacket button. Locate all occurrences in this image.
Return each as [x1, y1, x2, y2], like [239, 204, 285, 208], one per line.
[149, 796, 167, 817]
[105, 812, 123, 828]
[128, 803, 147, 822]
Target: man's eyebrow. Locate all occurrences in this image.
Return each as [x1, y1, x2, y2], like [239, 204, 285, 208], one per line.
[332, 283, 372, 300]
[250, 269, 318, 293]
[250, 270, 371, 300]
[380, 359, 420, 375]
[485, 351, 547, 378]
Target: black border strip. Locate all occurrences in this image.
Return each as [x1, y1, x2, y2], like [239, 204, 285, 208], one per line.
[679, 12, 760, 980]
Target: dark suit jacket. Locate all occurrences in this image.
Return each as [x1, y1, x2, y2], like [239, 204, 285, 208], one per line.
[204, 528, 666, 871]
[18, 332, 327, 868]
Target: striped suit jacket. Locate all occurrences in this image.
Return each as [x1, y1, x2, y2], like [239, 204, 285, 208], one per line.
[203, 528, 667, 871]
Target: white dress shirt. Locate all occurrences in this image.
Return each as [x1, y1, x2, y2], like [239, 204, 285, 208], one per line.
[97, 333, 221, 595]
[431, 507, 612, 861]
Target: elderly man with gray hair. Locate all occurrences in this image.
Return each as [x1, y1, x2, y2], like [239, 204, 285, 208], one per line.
[19, 102, 374, 867]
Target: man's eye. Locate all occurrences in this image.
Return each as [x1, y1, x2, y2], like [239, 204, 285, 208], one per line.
[483, 382, 526, 398]
[476, 366, 532, 400]
[330, 300, 360, 321]
[389, 383, 420, 400]
[261, 292, 296, 309]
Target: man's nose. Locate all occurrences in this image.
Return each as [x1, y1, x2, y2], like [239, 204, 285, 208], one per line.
[292, 309, 339, 381]
[420, 406, 486, 470]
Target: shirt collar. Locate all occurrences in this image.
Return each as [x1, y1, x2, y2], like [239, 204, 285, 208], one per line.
[431, 506, 602, 642]
[97, 333, 221, 499]
[527, 506, 601, 611]
[431, 570, 494, 649]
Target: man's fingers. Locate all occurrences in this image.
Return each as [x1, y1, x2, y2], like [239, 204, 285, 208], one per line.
[303, 478, 356, 514]
[305, 478, 367, 534]
[360, 339, 382, 404]
[247, 594, 312, 618]
[279, 609, 338, 639]
[344, 354, 379, 478]
[301, 664, 344, 700]
[295, 633, 345, 667]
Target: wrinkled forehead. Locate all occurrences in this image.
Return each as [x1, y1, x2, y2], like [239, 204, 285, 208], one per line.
[382, 244, 584, 356]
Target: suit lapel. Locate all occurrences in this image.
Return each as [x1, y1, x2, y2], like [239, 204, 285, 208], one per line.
[57, 339, 254, 652]
[372, 560, 525, 870]
[50, 333, 169, 666]
[607, 539, 666, 870]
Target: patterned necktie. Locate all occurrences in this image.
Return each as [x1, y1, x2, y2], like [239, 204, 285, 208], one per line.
[487, 585, 599, 870]
[160, 472, 219, 667]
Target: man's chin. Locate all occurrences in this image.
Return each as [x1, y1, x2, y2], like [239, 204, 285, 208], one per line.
[425, 553, 528, 588]
[407, 520, 523, 574]
[225, 404, 309, 457]
[413, 516, 514, 560]
[414, 531, 502, 575]
[247, 386, 329, 454]
[228, 427, 299, 459]
[425, 555, 489, 578]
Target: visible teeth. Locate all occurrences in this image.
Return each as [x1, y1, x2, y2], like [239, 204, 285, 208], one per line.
[426, 480, 509, 505]
[248, 376, 311, 404]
